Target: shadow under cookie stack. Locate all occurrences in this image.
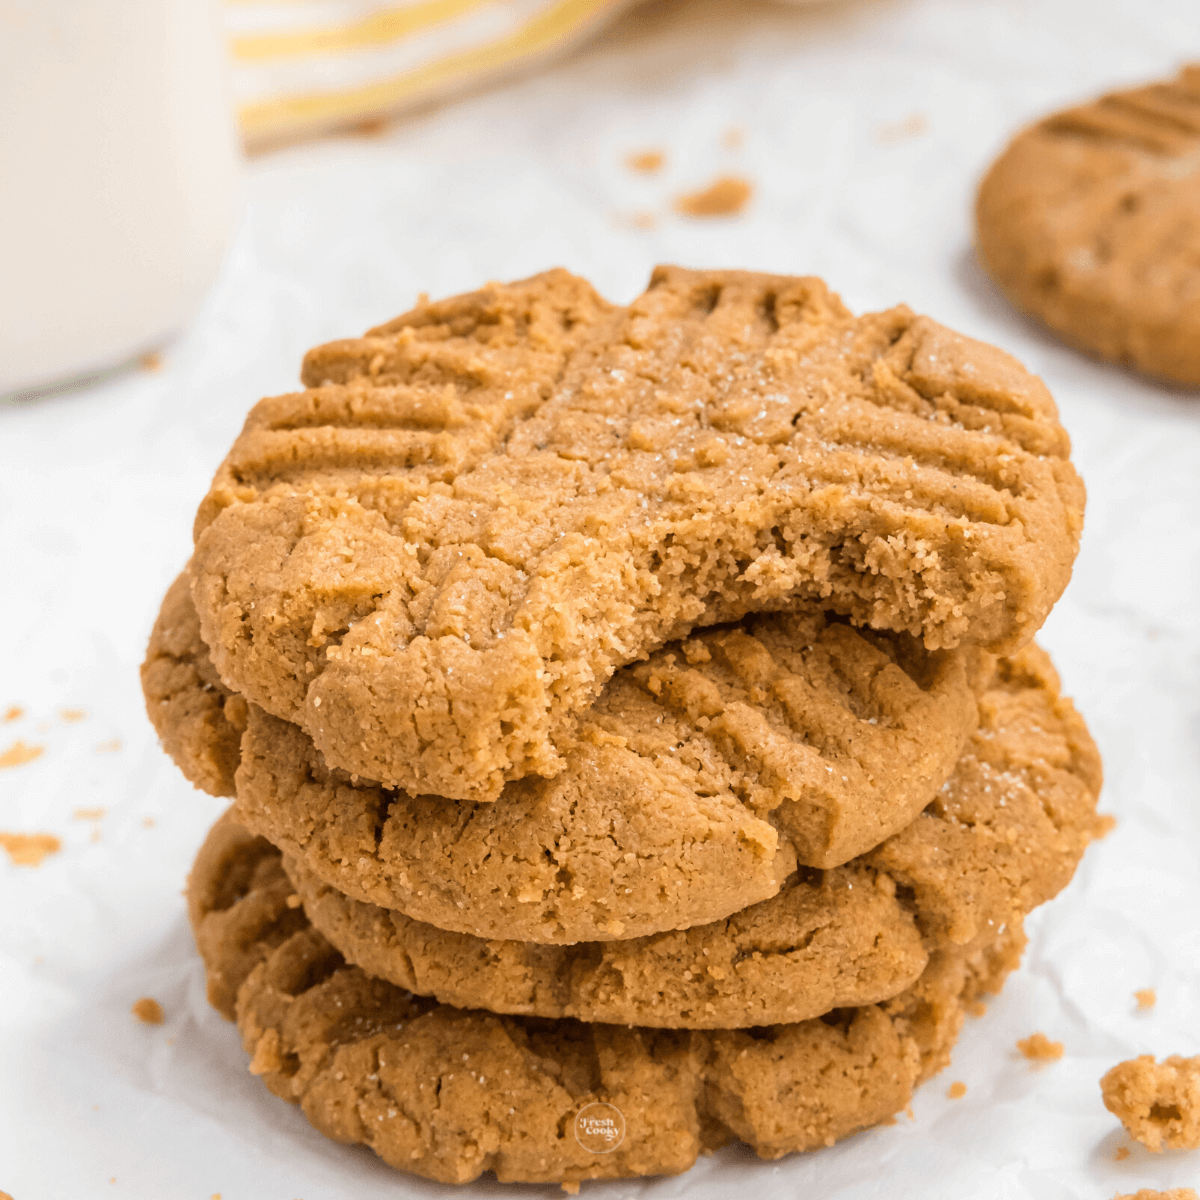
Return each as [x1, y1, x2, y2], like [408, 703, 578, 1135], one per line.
[142, 267, 1105, 1189]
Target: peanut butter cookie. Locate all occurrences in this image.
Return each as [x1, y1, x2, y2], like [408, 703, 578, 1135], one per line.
[149, 576, 995, 940]
[977, 66, 1200, 385]
[191, 267, 1084, 801]
[188, 822, 1025, 1186]
[277, 643, 1101, 1026]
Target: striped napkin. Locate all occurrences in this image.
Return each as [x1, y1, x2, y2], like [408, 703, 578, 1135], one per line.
[226, 0, 639, 149]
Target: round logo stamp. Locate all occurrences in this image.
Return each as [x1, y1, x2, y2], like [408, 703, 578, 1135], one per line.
[573, 1102, 626, 1154]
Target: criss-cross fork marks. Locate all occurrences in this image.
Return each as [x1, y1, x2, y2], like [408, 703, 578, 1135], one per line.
[1045, 66, 1200, 156]
[196, 269, 611, 535]
[607, 612, 981, 867]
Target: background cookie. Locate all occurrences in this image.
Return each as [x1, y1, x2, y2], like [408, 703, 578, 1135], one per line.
[286, 844, 930, 1028]
[977, 65, 1200, 386]
[279, 640, 1101, 1026]
[188, 821, 1024, 1187]
[191, 266, 1084, 802]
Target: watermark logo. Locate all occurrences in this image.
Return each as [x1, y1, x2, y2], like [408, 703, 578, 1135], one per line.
[573, 1102, 626, 1154]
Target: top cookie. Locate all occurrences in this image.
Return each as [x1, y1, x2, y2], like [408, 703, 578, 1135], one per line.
[977, 65, 1200, 386]
[191, 266, 1084, 800]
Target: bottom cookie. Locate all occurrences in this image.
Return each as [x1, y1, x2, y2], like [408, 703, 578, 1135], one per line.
[189, 820, 1025, 1187]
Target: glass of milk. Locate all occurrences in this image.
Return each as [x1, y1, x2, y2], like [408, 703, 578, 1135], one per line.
[0, 0, 242, 397]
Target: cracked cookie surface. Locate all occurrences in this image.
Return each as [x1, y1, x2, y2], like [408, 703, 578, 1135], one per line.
[275, 643, 1101, 1025]
[191, 266, 1084, 801]
[236, 641, 1101, 946]
[977, 65, 1200, 385]
[188, 818, 1025, 1187]
[142, 570, 247, 797]
[149, 577, 998, 941]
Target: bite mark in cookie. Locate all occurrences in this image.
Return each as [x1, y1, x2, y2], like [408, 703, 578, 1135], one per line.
[276, 642, 1101, 1026]
[977, 65, 1200, 385]
[191, 267, 1084, 801]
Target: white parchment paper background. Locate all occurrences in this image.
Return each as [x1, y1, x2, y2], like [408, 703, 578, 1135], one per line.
[1, 0, 1198, 1195]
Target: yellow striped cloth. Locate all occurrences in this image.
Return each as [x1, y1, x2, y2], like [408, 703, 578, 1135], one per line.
[226, 0, 639, 149]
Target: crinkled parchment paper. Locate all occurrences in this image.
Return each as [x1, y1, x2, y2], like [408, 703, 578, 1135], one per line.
[1, 1, 1198, 1195]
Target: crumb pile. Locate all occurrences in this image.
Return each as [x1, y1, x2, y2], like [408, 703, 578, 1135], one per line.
[143, 268, 1101, 1188]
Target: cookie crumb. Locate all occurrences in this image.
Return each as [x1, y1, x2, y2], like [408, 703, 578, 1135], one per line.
[1113, 1190, 1198, 1200]
[0, 832, 61, 866]
[74, 807, 106, 821]
[211, 1194, 222, 1199]
[131, 997, 165, 1025]
[3, 705, 23, 722]
[1134, 988, 1157, 1011]
[673, 174, 753, 217]
[352, 114, 389, 136]
[1101, 1054, 1200, 1151]
[0, 739, 43, 770]
[625, 149, 664, 173]
[61, 708, 87, 722]
[96, 739, 122, 753]
[1017, 1032, 1064, 1061]
[877, 113, 928, 144]
[1114, 1145, 1130, 1160]
[561, 1184, 580, 1196]
[947, 1081, 967, 1099]
[139, 350, 163, 371]
[722, 125, 743, 150]
[967, 999, 988, 1017]
[1093, 813, 1117, 839]
[286, 893, 303, 909]
[142, 816, 156, 828]
[249, 1028, 284, 1075]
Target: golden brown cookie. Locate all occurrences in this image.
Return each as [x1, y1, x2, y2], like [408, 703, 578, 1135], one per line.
[286, 839, 930, 1029]
[147, 578, 997, 942]
[191, 266, 1084, 802]
[188, 822, 1024, 1186]
[238, 641, 1101, 950]
[276, 642, 1100, 1027]
[232, 621, 989, 944]
[977, 65, 1200, 386]
[1102, 1054, 1200, 1151]
[141, 570, 247, 797]
[1113, 1191, 1199, 1200]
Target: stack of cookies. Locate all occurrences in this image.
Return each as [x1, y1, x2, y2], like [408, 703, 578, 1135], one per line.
[142, 267, 1105, 1189]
